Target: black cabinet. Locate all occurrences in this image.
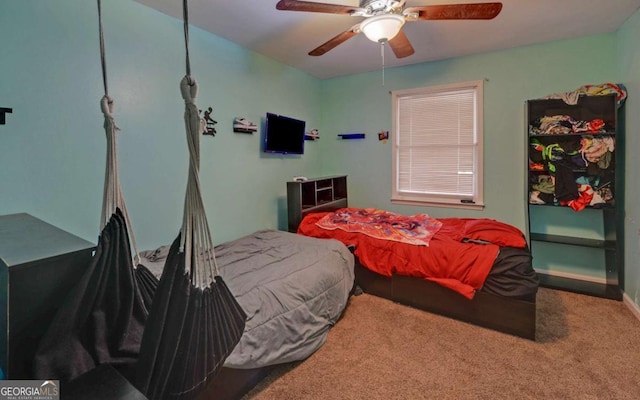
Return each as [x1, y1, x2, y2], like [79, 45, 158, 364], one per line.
[526, 94, 624, 300]
[287, 175, 348, 232]
[0, 213, 95, 378]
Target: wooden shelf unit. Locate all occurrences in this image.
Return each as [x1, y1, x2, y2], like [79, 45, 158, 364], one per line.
[287, 175, 348, 232]
[526, 94, 624, 300]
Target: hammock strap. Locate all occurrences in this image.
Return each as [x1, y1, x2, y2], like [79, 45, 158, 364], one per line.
[97, 0, 108, 97]
[97, 0, 141, 265]
[183, 0, 191, 77]
[180, 0, 219, 287]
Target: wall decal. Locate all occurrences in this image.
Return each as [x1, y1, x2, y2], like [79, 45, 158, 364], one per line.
[200, 106, 217, 136]
[0, 107, 13, 125]
[233, 117, 257, 134]
[305, 129, 319, 141]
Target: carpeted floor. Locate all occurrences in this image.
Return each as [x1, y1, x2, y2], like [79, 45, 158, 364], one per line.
[242, 288, 640, 399]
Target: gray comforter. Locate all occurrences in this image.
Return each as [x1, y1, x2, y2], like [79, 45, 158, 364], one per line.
[140, 229, 354, 369]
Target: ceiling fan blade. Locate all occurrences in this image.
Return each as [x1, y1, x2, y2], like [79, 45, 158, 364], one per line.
[309, 27, 359, 56]
[388, 29, 414, 58]
[276, 0, 360, 15]
[405, 2, 502, 20]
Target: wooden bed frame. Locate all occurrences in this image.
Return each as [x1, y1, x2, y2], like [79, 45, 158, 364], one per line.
[291, 202, 537, 341]
[354, 260, 536, 340]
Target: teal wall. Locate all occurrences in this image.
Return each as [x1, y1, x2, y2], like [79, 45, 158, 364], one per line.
[318, 34, 619, 228]
[318, 21, 639, 305]
[618, 9, 640, 305]
[1, 2, 639, 307]
[0, 0, 322, 249]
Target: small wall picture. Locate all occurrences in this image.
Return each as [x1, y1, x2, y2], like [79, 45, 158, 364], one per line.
[378, 130, 389, 143]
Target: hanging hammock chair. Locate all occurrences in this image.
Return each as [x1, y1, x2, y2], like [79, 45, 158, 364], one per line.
[33, 0, 158, 382]
[134, 1, 247, 398]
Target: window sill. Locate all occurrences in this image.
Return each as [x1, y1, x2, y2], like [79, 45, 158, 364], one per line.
[391, 198, 485, 211]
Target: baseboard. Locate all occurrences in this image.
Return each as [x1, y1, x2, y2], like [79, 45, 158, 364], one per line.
[622, 292, 640, 322]
[536, 269, 606, 285]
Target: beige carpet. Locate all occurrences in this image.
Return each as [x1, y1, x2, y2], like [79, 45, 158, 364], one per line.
[242, 288, 640, 400]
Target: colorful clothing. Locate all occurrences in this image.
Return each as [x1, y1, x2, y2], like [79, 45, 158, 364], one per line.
[530, 115, 607, 135]
[543, 82, 627, 107]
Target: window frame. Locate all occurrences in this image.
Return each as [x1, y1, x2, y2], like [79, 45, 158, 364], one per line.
[391, 80, 484, 210]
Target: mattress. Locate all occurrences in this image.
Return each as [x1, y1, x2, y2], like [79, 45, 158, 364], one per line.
[140, 229, 354, 369]
[483, 245, 537, 301]
[298, 209, 538, 301]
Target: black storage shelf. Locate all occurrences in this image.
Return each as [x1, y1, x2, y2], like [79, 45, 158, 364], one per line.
[529, 131, 616, 137]
[537, 274, 622, 300]
[528, 202, 616, 210]
[526, 93, 624, 300]
[527, 95, 617, 129]
[529, 233, 616, 250]
[287, 175, 348, 232]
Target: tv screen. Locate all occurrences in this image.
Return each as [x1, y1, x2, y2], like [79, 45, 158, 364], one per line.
[264, 112, 306, 155]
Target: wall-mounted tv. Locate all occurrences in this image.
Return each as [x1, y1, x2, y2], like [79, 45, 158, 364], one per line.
[264, 112, 306, 155]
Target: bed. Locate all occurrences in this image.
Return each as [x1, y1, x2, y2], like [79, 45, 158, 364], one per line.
[293, 206, 538, 341]
[138, 229, 355, 399]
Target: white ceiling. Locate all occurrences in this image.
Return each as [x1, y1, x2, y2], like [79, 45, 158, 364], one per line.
[134, 0, 640, 79]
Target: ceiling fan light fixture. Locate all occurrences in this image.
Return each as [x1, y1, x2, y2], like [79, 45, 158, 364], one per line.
[360, 14, 405, 43]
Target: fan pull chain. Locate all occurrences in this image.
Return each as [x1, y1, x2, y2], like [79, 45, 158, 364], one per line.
[380, 41, 385, 86]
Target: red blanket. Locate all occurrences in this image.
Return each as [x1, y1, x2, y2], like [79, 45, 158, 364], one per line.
[298, 209, 526, 299]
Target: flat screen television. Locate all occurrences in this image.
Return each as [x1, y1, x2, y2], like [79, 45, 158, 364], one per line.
[264, 112, 306, 155]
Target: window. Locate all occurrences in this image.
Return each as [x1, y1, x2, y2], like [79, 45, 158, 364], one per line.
[391, 80, 484, 209]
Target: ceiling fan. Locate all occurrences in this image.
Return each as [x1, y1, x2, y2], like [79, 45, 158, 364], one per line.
[275, 0, 503, 58]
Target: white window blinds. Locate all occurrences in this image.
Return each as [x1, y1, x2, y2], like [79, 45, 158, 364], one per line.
[392, 81, 484, 208]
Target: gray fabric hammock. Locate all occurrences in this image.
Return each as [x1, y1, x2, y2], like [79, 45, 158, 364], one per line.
[134, 1, 247, 398]
[33, 0, 157, 381]
[99, 65, 157, 309]
[95, 0, 158, 309]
